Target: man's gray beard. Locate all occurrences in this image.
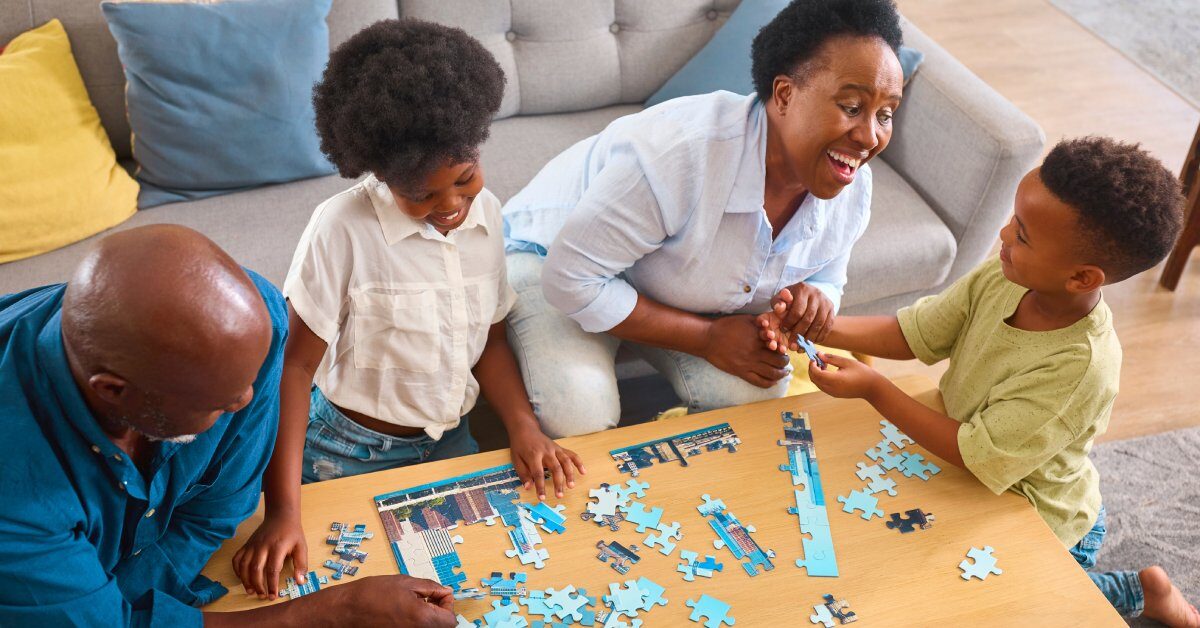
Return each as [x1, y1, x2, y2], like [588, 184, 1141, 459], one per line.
[145, 432, 198, 444]
[116, 401, 198, 444]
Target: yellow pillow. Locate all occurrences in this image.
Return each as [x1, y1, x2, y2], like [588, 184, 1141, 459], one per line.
[0, 19, 137, 264]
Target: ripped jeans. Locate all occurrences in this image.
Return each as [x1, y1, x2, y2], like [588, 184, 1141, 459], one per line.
[301, 387, 478, 483]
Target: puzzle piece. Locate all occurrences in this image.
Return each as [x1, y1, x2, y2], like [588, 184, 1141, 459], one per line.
[521, 590, 558, 622]
[505, 511, 550, 569]
[809, 593, 857, 626]
[879, 419, 915, 449]
[544, 585, 591, 622]
[837, 489, 884, 520]
[323, 558, 359, 579]
[481, 571, 528, 604]
[898, 452, 941, 480]
[864, 475, 898, 497]
[484, 600, 526, 627]
[455, 614, 478, 628]
[614, 479, 649, 501]
[643, 521, 682, 556]
[810, 603, 836, 628]
[886, 508, 935, 534]
[596, 539, 641, 575]
[676, 550, 724, 581]
[634, 577, 667, 611]
[278, 571, 327, 598]
[686, 594, 735, 628]
[621, 502, 664, 533]
[697, 493, 775, 576]
[454, 587, 487, 601]
[854, 462, 885, 483]
[586, 486, 626, 521]
[959, 546, 1003, 581]
[603, 581, 645, 618]
[521, 502, 568, 535]
[794, 334, 827, 369]
[865, 441, 905, 471]
[854, 462, 897, 497]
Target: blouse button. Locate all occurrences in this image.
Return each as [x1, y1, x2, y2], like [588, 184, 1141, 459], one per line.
[609, 23, 620, 34]
[505, 31, 517, 42]
[743, 285, 752, 293]
[706, 10, 719, 20]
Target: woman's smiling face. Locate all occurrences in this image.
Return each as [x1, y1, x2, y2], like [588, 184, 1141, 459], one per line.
[767, 34, 903, 199]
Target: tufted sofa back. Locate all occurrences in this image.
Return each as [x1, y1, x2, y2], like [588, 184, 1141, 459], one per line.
[0, 0, 740, 157]
[398, 0, 741, 119]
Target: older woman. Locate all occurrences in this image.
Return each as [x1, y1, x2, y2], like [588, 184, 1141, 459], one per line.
[503, 0, 905, 437]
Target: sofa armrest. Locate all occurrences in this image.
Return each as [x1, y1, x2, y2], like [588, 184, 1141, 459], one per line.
[883, 18, 1045, 283]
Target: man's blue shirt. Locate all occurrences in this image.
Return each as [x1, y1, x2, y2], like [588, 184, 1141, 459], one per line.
[0, 271, 287, 627]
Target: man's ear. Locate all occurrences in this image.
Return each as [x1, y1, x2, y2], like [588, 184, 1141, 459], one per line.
[1066, 265, 1106, 293]
[89, 372, 129, 406]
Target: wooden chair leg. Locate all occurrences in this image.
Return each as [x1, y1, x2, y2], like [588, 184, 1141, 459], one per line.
[1160, 120, 1200, 291]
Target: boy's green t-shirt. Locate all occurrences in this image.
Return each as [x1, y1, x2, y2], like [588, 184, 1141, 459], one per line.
[897, 256, 1119, 547]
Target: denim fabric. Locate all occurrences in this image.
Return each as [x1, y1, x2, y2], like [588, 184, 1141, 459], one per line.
[504, 252, 791, 438]
[1069, 507, 1145, 617]
[302, 387, 479, 483]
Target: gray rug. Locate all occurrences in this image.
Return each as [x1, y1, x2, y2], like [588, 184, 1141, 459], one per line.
[1050, 0, 1200, 108]
[1090, 427, 1200, 625]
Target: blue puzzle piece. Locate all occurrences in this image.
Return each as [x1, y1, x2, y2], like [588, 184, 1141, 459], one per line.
[837, 489, 884, 520]
[520, 502, 568, 534]
[898, 452, 941, 480]
[880, 419, 915, 449]
[622, 502, 664, 533]
[643, 521, 682, 556]
[686, 594, 735, 628]
[959, 545, 1003, 581]
[483, 600, 523, 627]
[604, 581, 644, 618]
[520, 590, 558, 622]
[614, 479, 650, 501]
[794, 334, 826, 369]
[481, 571, 528, 604]
[634, 577, 667, 611]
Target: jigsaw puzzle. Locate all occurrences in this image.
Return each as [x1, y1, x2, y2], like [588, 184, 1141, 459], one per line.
[596, 539, 641, 575]
[481, 571, 528, 604]
[622, 502, 665, 534]
[644, 520, 682, 556]
[686, 594, 735, 627]
[322, 558, 359, 579]
[610, 423, 740, 476]
[898, 452, 941, 480]
[794, 333, 827, 369]
[809, 593, 858, 626]
[885, 508, 935, 534]
[777, 411, 840, 577]
[837, 489, 884, 520]
[520, 502, 567, 535]
[697, 494, 776, 577]
[959, 546, 1003, 581]
[879, 420, 915, 450]
[278, 571, 328, 599]
[677, 550, 724, 581]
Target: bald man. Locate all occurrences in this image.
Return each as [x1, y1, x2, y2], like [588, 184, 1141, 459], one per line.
[0, 226, 457, 627]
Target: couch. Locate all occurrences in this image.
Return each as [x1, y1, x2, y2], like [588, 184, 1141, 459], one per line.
[0, 0, 1043, 368]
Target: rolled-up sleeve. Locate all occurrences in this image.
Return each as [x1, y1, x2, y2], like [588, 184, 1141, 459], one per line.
[896, 259, 989, 364]
[541, 151, 670, 333]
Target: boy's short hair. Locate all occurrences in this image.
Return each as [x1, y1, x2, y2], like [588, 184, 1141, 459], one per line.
[313, 19, 505, 188]
[750, 0, 903, 102]
[1040, 137, 1185, 282]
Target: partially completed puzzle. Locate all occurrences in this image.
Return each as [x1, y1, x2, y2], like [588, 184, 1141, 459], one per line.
[778, 411, 840, 577]
[609, 423, 740, 476]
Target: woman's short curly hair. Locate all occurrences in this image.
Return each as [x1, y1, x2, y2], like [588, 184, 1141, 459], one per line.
[751, 0, 903, 101]
[313, 19, 505, 188]
[1040, 137, 1184, 282]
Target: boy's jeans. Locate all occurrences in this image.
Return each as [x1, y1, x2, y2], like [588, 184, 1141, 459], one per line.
[1070, 507, 1145, 617]
[302, 387, 478, 483]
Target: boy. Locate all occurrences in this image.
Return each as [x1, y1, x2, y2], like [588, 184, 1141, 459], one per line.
[762, 137, 1196, 626]
[233, 20, 584, 600]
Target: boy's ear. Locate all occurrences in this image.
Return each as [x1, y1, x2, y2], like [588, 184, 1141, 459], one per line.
[1066, 265, 1106, 293]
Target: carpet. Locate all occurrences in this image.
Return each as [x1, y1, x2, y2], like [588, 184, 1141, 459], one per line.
[1090, 426, 1200, 625]
[1049, 0, 1200, 108]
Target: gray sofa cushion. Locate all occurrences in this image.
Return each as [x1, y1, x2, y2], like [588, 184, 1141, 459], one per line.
[0, 0, 399, 160]
[399, 0, 740, 119]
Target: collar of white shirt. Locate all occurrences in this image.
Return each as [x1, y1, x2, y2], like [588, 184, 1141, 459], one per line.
[365, 174, 490, 245]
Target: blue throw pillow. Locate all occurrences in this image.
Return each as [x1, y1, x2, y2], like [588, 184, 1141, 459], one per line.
[102, 0, 335, 208]
[646, 0, 924, 107]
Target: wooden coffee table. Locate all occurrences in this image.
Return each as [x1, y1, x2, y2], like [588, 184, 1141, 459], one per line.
[201, 375, 1121, 625]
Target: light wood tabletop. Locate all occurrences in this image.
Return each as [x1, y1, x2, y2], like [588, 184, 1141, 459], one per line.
[201, 375, 1122, 625]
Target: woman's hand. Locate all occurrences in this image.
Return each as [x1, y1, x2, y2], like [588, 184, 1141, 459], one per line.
[769, 283, 836, 345]
[807, 352, 883, 399]
[233, 511, 309, 600]
[508, 424, 586, 500]
[703, 314, 791, 388]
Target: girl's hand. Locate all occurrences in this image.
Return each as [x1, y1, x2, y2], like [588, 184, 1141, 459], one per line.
[508, 425, 586, 500]
[807, 352, 884, 400]
[233, 512, 309, 600]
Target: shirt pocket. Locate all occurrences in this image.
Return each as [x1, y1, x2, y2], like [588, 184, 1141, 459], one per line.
[350, 290, 441, 373]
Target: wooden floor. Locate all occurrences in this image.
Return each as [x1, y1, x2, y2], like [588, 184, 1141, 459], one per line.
[877, 0, 1200, 443]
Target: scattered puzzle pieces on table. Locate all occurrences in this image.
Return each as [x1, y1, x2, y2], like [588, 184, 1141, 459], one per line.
[879, 419, 915, 450]
[959, 546, 1003, 581]
[809, 593, 857, 626]
[596, 540, 641, 575]
[778, 411, 840, 577]
[686, 594, 735, 627]
[697, 493, 775, 577]
[885, 508, 935, 534]
[609, 423, 740, 476]
[278, 571, 327, 599]
[837, 489, 884, 520]
[898, 452, 941, 480]
[644, 520, 682, 556]
[677, 550, 723, 581]
[854, 462, 897, 496]
[865, 441, 905, 471]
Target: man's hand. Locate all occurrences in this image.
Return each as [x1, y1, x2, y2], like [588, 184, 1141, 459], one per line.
[232, 512, 308, 600]
[702, 315, 791, 388]
[767, 283, 836, 346]
[807, 352, 884, 399]
[335, 575, 457, 626]
[508, 424, 586, 500]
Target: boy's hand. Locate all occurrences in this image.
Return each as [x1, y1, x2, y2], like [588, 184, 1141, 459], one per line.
[233, 512, 308, 600]
[508, 424, 585, 500]
[807, 352, 884, 399]
[770, 284, 836, 345]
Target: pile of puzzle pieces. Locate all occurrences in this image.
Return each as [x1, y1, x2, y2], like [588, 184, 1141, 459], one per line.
[583, 479, 686, 563]
[777, 410, 839, 577]
[323, 522, 372, 579]
[836, 420, 942, 522]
